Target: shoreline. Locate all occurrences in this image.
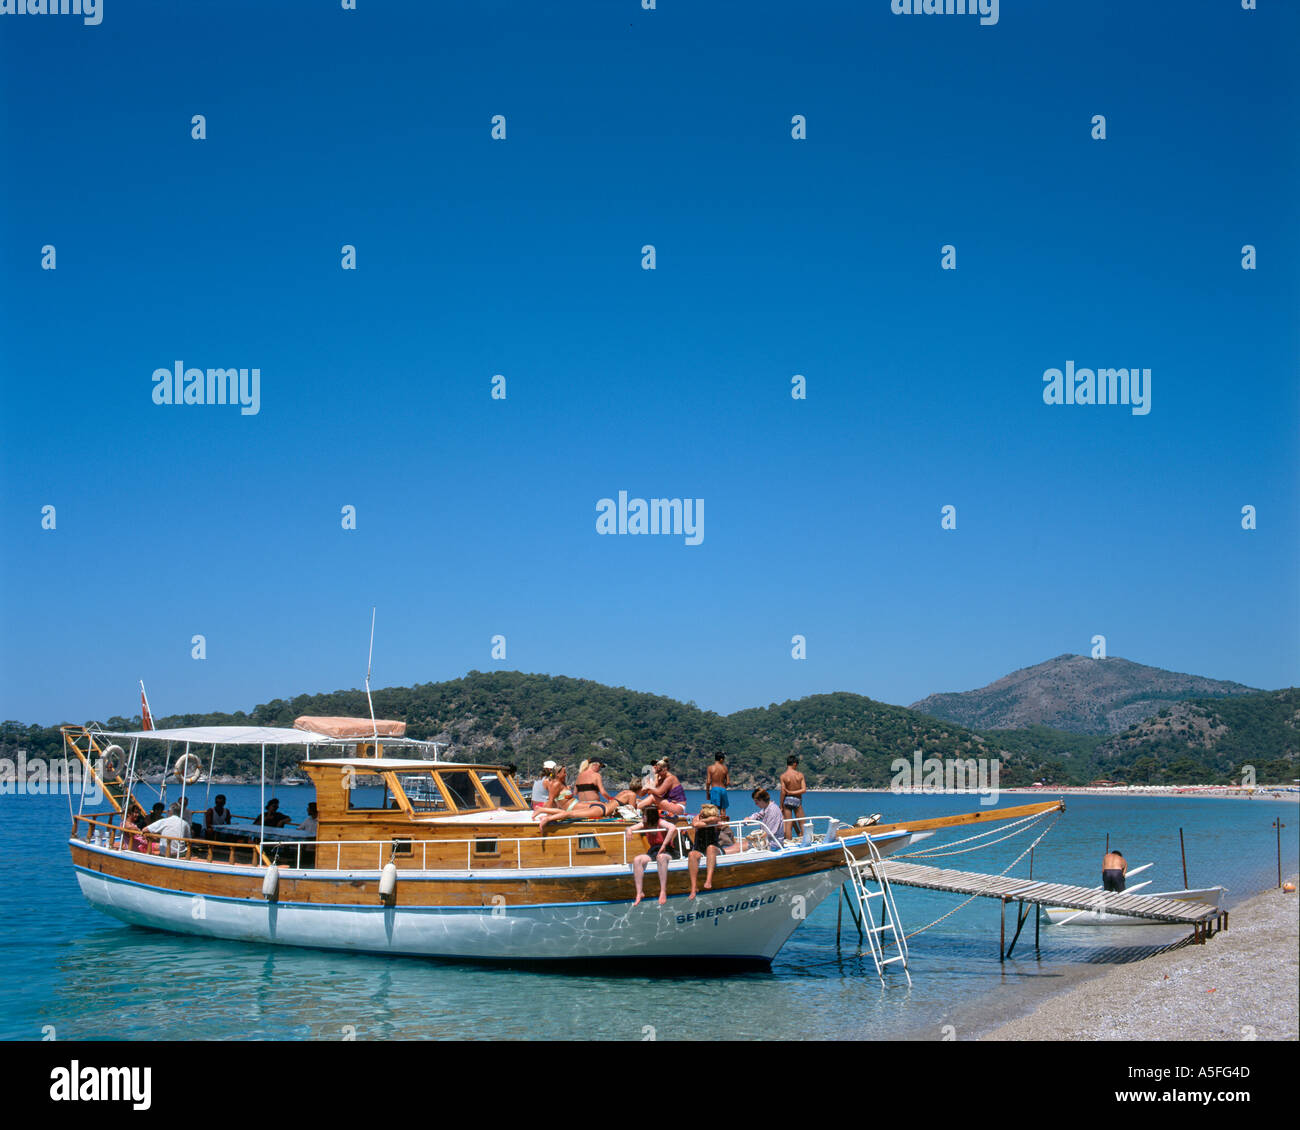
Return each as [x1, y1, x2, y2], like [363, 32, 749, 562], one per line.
[976, 877, 1299, 1041]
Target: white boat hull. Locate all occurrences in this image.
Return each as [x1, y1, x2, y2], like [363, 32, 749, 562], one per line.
[1042, 886, 1226, 926]
[74, 861, 844, 963]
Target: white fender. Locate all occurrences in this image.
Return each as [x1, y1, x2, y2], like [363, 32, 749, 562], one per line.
[262, 864, 279, 901]
[379, 862, 398, 901]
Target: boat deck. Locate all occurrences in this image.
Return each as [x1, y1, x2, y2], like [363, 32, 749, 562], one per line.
[873, 860, 1220, 924]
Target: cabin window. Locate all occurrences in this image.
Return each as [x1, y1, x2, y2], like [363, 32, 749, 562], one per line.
[576, 835, 602, 852]
[391, 838, 412, 857]
[396, 771, 451, 814]
[477, 772, 512, 808]
[346, 771, 393, 811]
[473, 838, 499, 856]
[438, 770, 483, 811]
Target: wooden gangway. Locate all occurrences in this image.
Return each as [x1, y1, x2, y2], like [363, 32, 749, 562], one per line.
[874, 860, 1219, 923]
[870, 859, 1224, 946]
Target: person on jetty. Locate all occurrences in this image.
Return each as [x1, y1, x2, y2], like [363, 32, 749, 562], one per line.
[627, 805, 679, 906]
[638, 758, 687, 817]
[747, 789, 785, 848]
[1102, 849, 1128, 892]
[705, 752, 730, 819]
[688, 804, 725, 898]
[779, 756, 807, 839]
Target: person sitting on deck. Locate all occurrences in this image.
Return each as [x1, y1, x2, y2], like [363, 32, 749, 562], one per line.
[688, 804, 725, 899]
[1102, 850, 1128, 892]
[574, 758, 612, 807]
[298, 802, 318, 837]
[746, 789, 784, 849]
[637, 759, 687, 817]
[531, 762, 557, 813]
[254, 798, 290, 828]
[145, 802, 191, 858]
[626, 805, 679, 906]
[205, 795, 233, 841]
[120, 809, 147, 853]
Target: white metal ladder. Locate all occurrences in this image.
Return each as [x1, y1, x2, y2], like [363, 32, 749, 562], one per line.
[841, 836, 912, 984]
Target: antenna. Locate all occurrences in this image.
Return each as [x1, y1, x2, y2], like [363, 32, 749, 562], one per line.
[365, 608, 379, 745]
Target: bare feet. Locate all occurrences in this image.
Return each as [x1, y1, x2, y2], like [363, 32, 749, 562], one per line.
[689, 889, 697, 900]
[632, 892, 643, 906]
[703, 882, 712, 890]
[658, 891, 668, 905]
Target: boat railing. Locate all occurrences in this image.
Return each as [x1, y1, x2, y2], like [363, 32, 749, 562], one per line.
[72, 813, 271, 867]
[72, 811, 846, 873]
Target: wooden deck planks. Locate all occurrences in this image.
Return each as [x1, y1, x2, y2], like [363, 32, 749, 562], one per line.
[874, 861, 1218, 923]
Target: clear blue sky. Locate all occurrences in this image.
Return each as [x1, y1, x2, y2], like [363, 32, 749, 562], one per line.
[3, 1, 1297, 726]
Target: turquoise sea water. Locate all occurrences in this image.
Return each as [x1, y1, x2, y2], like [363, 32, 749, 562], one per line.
[2, 786, 1295, 1041]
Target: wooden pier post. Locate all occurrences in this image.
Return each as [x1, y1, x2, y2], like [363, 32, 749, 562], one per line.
[1179, 827, 1188, 889]
[999, 897, 1006, 962]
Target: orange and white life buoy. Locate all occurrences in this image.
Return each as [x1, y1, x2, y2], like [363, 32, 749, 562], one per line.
[174, 753, 202, 785]
[99, 744, 124, 778]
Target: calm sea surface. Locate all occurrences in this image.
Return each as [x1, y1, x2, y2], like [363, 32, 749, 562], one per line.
[2, 785, 1295, 1041]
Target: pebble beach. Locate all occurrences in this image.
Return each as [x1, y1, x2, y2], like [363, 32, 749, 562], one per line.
[980, 877, 1299, 1041]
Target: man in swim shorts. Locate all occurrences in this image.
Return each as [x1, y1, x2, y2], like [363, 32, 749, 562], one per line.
[705, 751, 730, 819]
[779, 755, 807, 839]
[1102, 850, 1127, 892]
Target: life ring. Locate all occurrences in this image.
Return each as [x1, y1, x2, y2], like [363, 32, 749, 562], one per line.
[100, 744, 125, 778]
[174, 753, 203, 785]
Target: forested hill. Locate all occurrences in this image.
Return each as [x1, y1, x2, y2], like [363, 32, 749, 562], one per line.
[3, 672, 1295, 787]
[911, 654, 1258, 735]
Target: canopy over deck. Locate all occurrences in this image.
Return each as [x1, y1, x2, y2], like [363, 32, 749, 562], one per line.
[94, 724, 434, 749]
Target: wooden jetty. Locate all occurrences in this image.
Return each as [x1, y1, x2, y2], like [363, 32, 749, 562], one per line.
[862, 859, 1227, 961]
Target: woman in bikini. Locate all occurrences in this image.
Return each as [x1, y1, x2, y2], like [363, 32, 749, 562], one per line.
[637, 758, 687, 817]
[626, 805, 679, 906]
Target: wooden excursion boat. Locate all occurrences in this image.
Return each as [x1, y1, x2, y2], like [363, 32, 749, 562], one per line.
[63, 721, 1066, 966]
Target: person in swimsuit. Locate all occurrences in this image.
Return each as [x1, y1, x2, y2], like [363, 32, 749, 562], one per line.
[688, 803, 725, 898]
[574, 758, 611, 806]
[705, 752, 730, 819]
[638, 758, 687, 817]
[779, 755, 807, 839]
[1102, 850, 1127, 892]
[627, 805, 679, 906]
[536, 794, 622, 831]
